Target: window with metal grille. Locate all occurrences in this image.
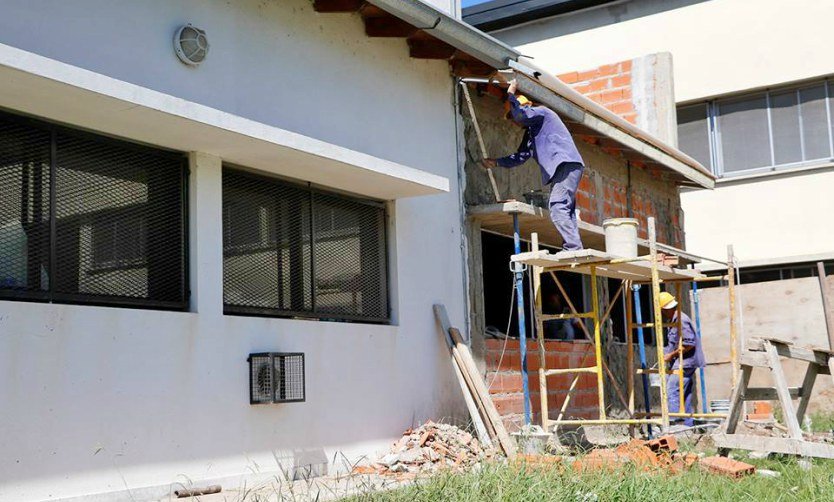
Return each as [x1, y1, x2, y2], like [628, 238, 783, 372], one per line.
[223, 167, 389, 323]
[677, 79, 834, 178]
[0, 111, 188, 309]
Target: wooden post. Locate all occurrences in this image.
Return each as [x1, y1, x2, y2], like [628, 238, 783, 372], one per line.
[625, 280, 636, 436]
[459, 82, 501, 202]
[816, 262, 834, 351]
[591, 265, 606, 419]
[649, 217, 670, 430]
[728, 245, 739, 388]
[532, 233, 549, 430]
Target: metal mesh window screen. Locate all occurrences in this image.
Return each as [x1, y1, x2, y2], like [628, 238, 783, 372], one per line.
[223, 167, 388, 322]
[0, 110, 187, 308]
[0, 117, 51, 296]
[313, 193, 388, 319]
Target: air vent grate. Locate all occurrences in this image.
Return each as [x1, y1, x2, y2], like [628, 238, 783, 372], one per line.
[248, 352, 305, 404]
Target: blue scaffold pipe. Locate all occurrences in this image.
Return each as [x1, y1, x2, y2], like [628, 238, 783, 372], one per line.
[632, 284, 654, 438]
[512, 213, 532, 425]
[692, 282, 709, 413]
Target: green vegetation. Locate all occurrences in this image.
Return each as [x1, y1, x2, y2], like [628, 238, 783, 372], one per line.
[348, 453, 834, 502]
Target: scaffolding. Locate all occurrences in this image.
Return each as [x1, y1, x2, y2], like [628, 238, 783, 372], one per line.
[511, 217, 736, 433]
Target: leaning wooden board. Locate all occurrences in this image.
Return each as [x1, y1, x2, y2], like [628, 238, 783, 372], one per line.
[434, 304, 517, 458]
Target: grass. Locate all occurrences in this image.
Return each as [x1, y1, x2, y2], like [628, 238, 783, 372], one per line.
[346, 453, 834, 502]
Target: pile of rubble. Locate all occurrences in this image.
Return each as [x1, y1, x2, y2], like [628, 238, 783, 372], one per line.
[570, 435, 755, 478]
[353, 421, 497, 477]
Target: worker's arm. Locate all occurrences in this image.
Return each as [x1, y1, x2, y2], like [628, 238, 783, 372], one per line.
[664, 344, 695, 364]
[494, 129, 534, 168]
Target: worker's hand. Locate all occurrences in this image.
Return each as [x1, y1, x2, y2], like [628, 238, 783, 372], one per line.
[481, 158, 497, 170]
[507, 79, 518, 95]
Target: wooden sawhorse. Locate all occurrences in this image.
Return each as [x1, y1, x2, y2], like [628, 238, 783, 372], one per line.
[712, 337, 834, 458]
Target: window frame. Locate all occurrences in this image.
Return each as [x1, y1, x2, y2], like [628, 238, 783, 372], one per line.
[679, 79, 834, 178]
[222, 166, 391, 324]
[0, 110, 190, 311]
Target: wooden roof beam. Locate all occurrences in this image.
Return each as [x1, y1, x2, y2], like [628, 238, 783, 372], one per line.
[313, 0, 364, 13]
[407, 31, 457, 60]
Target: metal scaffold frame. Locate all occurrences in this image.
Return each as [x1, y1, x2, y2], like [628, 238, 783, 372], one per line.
[513, 217, 737, 433]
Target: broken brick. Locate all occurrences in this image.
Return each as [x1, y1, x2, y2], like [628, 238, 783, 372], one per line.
[700, 456, 756, 479]
[646, 435, 678, 453]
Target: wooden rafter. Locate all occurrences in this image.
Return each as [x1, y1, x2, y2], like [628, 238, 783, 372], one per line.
[313, 0, 364, 13]
[407, 31, 456, 60]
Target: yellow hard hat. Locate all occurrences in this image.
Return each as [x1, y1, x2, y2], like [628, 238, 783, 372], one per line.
[504, 94, 532, 119]
[658, 291, 678, 310]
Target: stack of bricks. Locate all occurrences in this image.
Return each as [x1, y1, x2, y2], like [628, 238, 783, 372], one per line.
[485, 338, 599, 432]
[558, 60, 637, 124]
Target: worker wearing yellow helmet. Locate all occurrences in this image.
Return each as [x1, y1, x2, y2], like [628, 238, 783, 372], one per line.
[659, 291, 706, 427]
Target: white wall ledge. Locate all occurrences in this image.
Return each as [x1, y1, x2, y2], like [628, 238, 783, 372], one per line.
[0, 43, 449, 200]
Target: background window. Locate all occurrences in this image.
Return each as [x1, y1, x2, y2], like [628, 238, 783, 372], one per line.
[717, 94, 771, 173]
[677, 79, 834, 177]
[0, 111, 188, 308]
[223, 168, 389, 323]
[677, 104, 711, 170]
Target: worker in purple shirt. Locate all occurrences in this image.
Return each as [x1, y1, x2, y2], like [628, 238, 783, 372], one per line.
[659, 292, 706, 427]
[481, 79, 585, 251]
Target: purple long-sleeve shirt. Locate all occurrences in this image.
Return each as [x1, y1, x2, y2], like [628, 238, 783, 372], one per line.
[496, 94, 584, 185]
[665, 311, 706, 369]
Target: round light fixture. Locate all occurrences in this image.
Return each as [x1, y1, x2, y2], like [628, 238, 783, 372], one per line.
[174, 24, 209, 66]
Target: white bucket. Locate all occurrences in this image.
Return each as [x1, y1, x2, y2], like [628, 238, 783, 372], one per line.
[603, 218, 639, 258]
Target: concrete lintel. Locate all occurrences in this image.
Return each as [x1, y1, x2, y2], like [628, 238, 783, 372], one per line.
[0, 42, 449, 201]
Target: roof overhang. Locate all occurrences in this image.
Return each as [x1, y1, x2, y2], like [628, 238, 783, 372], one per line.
[313, 1, 714, 190]
[0, 43, 448, 201]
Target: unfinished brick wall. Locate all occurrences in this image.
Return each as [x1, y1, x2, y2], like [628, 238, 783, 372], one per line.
[462, 79, 685, 248]
[486, 338, 599, 432]
[558, 60, 637, 124]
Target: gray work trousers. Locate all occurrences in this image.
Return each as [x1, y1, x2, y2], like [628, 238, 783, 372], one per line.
[548, 162, 585, 251]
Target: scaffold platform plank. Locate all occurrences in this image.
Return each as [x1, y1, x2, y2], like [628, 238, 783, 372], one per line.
[511, 249, 703, 281]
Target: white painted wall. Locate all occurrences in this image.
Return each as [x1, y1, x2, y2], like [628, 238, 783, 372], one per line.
[681, 167, 834, 264]
[493, 0, 834, 102]
[0, 1, 468, 500]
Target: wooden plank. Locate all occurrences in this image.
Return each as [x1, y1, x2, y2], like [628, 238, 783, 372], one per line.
[450, 328, 517, 458]
[771, 343, 831, 366]
[765, 341, 804, 439]
[363, 16, 416, 37]
[712, 433, 834, 459]
[433, 305, 493, 446]
[742, 386, 803, 401]
[649, 218, 670, 430]
[817, 262, 834, 351]
[739, 353, 770, 368]
[796, 363, 819, 425]
[722, 365, 752, 436]
[313, 0, 363, 12]
[532, 234, 549, 431]
[407, 32, 456, 60]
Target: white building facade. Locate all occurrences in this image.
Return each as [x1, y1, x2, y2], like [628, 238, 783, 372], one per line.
[0, 1, 471, 499]
[474, 0, 834, 275]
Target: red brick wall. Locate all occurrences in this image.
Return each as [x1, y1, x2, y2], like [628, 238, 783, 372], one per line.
[556, 58, 684, 247]
[485, 338, 599, 432]
[559, 60, 637, 124]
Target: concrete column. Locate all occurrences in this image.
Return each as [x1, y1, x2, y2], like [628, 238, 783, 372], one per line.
[188, 152, 224, 315]
[632, 52, 678, 147]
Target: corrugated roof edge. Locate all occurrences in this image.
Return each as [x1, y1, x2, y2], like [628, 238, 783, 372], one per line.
[369, 0, 715, 189]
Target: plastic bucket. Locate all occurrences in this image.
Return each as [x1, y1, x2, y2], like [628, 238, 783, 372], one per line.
[603, 218, 639, 258]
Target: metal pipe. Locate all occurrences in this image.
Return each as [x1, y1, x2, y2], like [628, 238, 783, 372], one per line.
[512, 213, 532, 425]
[692, 281, 709, 413]
[632, 284, 654, 438]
